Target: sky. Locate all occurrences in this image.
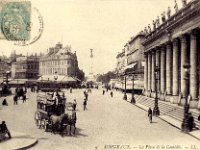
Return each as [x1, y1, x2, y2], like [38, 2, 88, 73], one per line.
[0, 0, 191, 76]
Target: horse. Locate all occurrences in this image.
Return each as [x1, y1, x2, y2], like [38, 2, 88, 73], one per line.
[50, 112, 77, 135]
[62, 111, 77, 135]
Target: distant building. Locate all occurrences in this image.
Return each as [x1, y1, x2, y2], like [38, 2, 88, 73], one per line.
[116, 49, 126, 75]
[39, 43, 78, 77]
[0, 59, 11, 78]
[11, 55, 39, 79]
[126, 33, 145, 73]
[115, 32, 145, 91]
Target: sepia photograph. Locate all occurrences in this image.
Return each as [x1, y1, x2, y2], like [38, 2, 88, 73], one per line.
[0, 0, 200, 149]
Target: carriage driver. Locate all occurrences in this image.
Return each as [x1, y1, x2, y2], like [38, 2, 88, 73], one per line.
[53, 90, 59, 105]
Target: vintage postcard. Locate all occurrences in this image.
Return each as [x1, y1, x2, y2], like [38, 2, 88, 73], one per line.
[0, 0, 200, 150]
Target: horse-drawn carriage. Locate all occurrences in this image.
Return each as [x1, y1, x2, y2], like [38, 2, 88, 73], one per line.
[35, 91, 77, 135]
[15, 86, 26, 100]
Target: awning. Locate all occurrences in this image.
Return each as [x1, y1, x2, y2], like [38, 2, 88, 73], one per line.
[125, 62, 137, 70]
[61, 76, 77, 82]
[9, 79, 27, 84]
[38, 75, 77, 83]
[38, 75, 65, 82]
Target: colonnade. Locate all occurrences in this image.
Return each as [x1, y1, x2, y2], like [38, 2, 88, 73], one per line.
[144, 29, 200, 107]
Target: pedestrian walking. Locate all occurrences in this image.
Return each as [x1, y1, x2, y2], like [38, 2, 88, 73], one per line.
[83, 99, 87, 110]
[22, 95, 26, 103]
[110, 91, 113, 97]
[70, 87, 72, 93]
[148, 107, 153, 123]
[103, 90, 105, 95]
[72, 99, 77, 111]
[13, 95, 18, 105]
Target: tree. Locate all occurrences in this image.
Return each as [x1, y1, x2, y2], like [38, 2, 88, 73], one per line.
[76, 69, 85, 81]
[97, 71, 116, 85]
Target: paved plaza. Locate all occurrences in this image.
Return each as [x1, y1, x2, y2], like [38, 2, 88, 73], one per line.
[0, 88, 200, 150]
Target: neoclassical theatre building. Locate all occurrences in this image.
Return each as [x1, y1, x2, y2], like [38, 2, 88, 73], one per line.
[143, 0, 200, 108]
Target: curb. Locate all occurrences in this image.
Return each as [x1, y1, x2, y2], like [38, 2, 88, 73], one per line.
[14, 139, 38, 150]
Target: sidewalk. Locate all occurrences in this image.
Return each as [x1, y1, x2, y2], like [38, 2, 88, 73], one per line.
[0, 131, 38, 150]
[125, 94, 200, 141]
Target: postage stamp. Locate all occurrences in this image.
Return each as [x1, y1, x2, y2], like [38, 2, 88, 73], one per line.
[0, 0, 31, 41]
[14, 7, 44, 46]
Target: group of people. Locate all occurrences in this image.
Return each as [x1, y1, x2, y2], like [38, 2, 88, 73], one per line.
[70, 90, 88, 112]
[102, 89, 114, 98]
[0, 121, 11, 141]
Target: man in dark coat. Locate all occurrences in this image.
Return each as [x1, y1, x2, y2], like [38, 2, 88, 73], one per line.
[72, 99, 77, 111]
[0, 121, 11, 138]
[83, 99, 87, 110]
[188, 113, 195, 131]
[148, 107, 153, 123]
[110, 91, 113, 97]
[13, 95, 18, 105]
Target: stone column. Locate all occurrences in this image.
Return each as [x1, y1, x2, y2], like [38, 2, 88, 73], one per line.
[148, 52, 152, 93]
[172, 39, 179, 96]
[144, 53, 148, 94]
[156, 49, 160, 91]
[160, 46, 166, 94]
[151, 51, 156, 92]
[180, 35, 187, 97]
[190, 30, 198, 99]
[166, 42, 172, 95]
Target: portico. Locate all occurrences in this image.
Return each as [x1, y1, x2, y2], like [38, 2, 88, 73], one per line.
[143, 0, 200, 108]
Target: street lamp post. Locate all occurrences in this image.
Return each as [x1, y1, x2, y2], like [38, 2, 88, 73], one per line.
[131, 74, 135, 103]
[181, 63, 191, 132]
[153, 66, 160, 116]
[54, 71, 58, 90]
[123, 75, 127, 100]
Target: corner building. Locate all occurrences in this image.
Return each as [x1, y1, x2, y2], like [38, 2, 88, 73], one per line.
[143, 0, 200, 108]
[39, 43, 78, 77]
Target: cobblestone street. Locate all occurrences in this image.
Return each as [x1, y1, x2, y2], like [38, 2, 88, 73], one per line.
[0, 89, 200, 150]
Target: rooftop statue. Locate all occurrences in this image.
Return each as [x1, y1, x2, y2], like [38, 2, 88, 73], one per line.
[174, 0, 179, 13]
[167, 7, 171, 19]
[156, 16, 160, 27]
[144, 27, 148, 35]
[153, 20, 156, 30]
[148, 24, 151, 33]
[161, 11, 166, 23]
[182, 0, 187, 7]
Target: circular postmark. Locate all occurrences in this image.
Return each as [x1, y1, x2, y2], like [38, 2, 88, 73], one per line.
[0, 2, 31, 41]
[13, 7, 44, 46]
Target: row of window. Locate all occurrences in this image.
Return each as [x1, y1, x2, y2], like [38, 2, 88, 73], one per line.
[15, 73, 38, 78]
[40, 60, 73, 66]
[15, 64, 38, 70]
[40, 67, 72, 75]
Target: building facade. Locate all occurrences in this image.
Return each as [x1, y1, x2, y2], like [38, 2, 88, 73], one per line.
[11, 55, 39, 79]
[126, 33, 145, 73]
[39, 43, 78, 77]
[116, 33, 145, 91]
[116, 50, 126, 75]
[0, 59, 11, 77]
[143, 0, 200, 108]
